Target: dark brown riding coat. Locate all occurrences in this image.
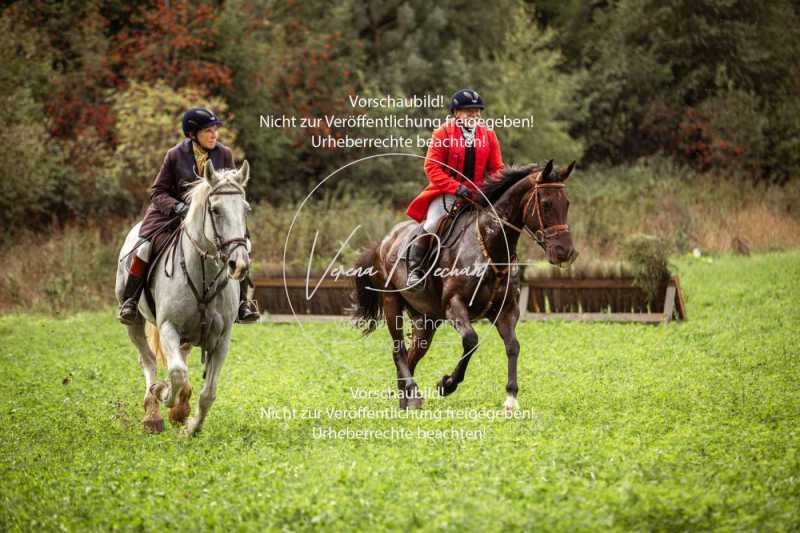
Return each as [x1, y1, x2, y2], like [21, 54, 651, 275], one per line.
[138, 139, 235, 242]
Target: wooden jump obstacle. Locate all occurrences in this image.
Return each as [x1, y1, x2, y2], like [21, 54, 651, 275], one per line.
[252, 273, 686, 324]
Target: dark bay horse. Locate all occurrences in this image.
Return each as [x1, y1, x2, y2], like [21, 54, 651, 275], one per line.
[352, 160, 576, 410]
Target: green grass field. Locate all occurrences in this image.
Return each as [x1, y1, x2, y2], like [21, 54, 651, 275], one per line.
[1, 251, 798, 531]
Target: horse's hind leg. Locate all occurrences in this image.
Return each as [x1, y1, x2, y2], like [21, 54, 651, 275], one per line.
[384, 294, 420, 409]
[438, 296, 479, 397]
[127, 322, 163, 433]
[152, 322, 188, 410]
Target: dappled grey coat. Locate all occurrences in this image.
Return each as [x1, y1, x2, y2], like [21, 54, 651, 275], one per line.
[138, 139, 235, 245]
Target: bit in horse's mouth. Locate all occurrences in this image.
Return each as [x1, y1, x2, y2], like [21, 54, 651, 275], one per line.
[554, 250, 579, 269]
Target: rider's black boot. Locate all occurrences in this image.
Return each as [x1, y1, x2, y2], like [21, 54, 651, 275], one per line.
[405, 227, 430, 291]
[236, 278, 260, 324]
[117, 273, 146, 325]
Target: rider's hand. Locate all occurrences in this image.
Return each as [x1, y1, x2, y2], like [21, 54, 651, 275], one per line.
[174, 202, 189, 217]
[456, 184, 477, 202]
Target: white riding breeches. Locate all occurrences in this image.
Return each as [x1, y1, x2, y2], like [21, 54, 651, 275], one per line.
[135, 240, 152, 262]
[422, 194, 457, 233]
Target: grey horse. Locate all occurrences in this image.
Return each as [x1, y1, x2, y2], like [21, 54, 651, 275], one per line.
[116, 160, 251, 436]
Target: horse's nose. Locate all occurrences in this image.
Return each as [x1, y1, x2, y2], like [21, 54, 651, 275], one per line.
[228, 258, 237, 272]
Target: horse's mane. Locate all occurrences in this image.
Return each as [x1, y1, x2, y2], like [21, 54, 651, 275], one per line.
[478, 164, 540, 205]
[184, 169, 242, 219]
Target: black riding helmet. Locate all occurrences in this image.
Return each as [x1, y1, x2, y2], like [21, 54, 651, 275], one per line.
[182, 108, 223, 137]
[448, 89, 485, 113]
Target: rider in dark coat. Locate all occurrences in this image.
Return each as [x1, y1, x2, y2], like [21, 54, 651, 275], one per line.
[117, 108, 260, 325]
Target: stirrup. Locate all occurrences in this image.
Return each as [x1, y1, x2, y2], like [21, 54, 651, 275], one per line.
[236, 300, 260, 324]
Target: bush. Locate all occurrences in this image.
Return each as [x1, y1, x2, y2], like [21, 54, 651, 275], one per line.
[108, 80, 243, 209]
[622, 233, 672, 301]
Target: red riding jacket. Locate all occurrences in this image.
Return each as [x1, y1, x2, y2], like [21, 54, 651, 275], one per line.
[407, 119, 504, 222]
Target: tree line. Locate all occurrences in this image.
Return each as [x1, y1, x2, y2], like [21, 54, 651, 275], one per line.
[2, 0, 798, 238]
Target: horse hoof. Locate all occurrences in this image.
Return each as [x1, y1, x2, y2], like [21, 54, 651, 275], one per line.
[169, 385, 192, 425]
[436, 375, 457, 397]
[184, 418, 202, 437]
[150, 381, 168, 401]
[169, 404, 191, 425]
[143, 417, 164, 434]
[407, 396, 424, 410]
[503, 395, 519, 413]
[398, 396, 409, 410]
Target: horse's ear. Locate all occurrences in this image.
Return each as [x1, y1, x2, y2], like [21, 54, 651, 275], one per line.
[237, 160, 250, 187]
[204, 159, 218, 185]
[538, 160, 554, 182]
[560, 161, 576, 181]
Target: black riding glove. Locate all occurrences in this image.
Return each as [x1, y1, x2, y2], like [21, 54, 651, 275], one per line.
[456, 184, 476, 202]
[174, 202, 189, 217]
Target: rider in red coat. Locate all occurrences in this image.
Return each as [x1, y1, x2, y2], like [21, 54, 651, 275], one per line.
[405, 89, 505, 288]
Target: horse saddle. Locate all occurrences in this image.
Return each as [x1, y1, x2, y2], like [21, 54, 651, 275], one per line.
[415, 200, 473, 271]
[141, 227, 182, 319]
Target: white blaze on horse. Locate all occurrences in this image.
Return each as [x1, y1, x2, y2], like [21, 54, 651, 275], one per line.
[115, 160, 251, 436]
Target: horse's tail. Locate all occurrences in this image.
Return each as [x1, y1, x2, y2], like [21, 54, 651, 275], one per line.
[146, 322, 167, 368]
[350, 245, 384, 335]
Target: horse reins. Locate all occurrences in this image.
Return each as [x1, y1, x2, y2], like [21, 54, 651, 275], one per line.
[474, 216, 515, 318]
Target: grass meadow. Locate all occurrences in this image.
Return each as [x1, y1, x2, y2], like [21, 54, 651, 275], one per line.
[0, 250, 798, 530]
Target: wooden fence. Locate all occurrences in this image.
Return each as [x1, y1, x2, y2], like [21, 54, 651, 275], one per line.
[252, 274, 686, 324]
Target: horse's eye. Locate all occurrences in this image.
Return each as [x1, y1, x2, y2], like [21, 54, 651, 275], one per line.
[210, 207, 219, 216]
[542, 200, 552, 211]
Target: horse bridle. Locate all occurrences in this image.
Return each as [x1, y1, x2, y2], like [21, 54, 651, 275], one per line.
[185, 181, 249, 261]
[520, 177, 570, 249]
[473, 170, 571, 249]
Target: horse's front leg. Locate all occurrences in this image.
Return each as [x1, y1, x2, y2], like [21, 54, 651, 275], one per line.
[407, 315, 437, 376]
[494, 303, 521, 412]
[186, 334, 229, 436]
[438, 295, 479, 397]
[383, 294, 420, 409]
[168, 340, 193, 425]
[151, 322, 189, 410]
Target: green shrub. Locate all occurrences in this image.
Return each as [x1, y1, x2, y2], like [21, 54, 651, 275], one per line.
[622, 233, 672, 301]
